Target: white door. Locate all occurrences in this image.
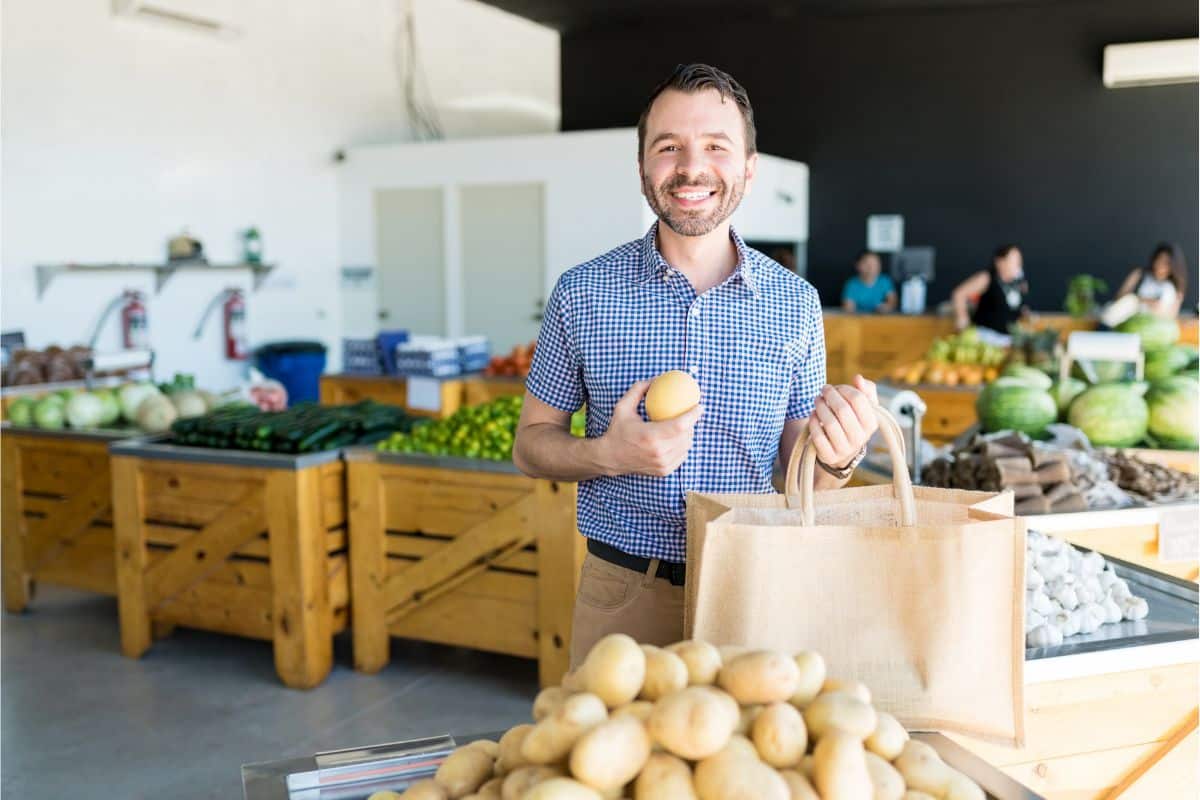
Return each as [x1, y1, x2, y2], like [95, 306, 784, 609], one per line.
[460, 183, 545, 354]
[374, 188, 445, 336]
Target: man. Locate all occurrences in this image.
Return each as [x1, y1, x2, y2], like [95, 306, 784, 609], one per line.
[513, 64, 880, 666]
[841, 250, 897, 313]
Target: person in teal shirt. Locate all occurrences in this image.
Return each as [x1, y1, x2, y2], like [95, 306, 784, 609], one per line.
[841, 250, 896, 312]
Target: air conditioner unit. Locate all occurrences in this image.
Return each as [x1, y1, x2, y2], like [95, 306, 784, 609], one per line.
[1103, 38, 1198, 88]
[112, 0, 239, 38]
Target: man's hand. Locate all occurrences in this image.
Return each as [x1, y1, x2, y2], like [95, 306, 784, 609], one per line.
[598, 380, 702, 477]
[807, 375, 879, 468]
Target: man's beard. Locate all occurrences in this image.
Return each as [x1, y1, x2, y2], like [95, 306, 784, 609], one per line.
[643, 172, 746, 237]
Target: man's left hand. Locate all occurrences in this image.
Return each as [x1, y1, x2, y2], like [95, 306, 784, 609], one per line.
[807, 375, 879, 468]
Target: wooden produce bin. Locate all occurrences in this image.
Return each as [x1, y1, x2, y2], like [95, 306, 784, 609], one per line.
[319, 374, 464, 418]
[1, 425, 136, 610]
[109, 440, 349, 689]
[461, 376, 526, 407]
[823, 312, 955, 385]
[346, 449, 585, 687]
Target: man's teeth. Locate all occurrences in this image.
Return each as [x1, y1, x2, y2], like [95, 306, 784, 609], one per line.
[674, 191, 713, 200]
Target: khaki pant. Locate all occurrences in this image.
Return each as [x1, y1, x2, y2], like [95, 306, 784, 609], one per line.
[568, 552, 685, 669]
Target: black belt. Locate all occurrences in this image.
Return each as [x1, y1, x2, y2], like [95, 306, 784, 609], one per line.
[587, 539, 686, 586]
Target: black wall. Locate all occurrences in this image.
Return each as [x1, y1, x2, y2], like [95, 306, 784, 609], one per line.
[560, 0, 1198, 311]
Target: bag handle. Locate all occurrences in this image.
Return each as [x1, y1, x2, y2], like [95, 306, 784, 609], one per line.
[784, 403, 916, 527]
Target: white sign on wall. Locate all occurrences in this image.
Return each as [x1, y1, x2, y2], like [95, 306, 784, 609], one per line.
[867, 214, 905, 253]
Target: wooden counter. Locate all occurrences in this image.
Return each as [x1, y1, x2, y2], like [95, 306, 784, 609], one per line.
[823, 312, 1199, 384]
[319, 374, 464, 418]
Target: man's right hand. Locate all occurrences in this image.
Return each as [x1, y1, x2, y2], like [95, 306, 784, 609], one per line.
[598, 380, 703, 477]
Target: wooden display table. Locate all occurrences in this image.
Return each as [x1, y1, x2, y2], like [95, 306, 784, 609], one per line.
[461, 376, 526, 406]
[1, 425, 134, 609]
[346, 449, 584, 687]
[319, 374, 464, 418]
[110, 440, 350, 689]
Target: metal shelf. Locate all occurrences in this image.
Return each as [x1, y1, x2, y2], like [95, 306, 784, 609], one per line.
[34, 262, 276, 299]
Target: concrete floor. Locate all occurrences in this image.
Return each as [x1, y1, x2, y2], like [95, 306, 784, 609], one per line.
[1, 585, 540, 799]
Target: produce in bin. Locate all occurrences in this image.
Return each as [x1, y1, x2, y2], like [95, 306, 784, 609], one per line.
[889, 328, 1005, 387]
[377, 396, 586, 462]
[484, 341, 537, 378]
[392, 634, 985, 799]
[1025, 531, 1148, 649]
[5, 374, 222, 434]
[170, 400, 413, 453]
[1114, 311, 1181, 354]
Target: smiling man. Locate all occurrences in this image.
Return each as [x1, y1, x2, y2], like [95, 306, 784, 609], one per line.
[513, 64, 880, 665]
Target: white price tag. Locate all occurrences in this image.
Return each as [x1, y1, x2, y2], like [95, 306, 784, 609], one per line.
[1158, 505, 1199, 563]
[406, 377, 442, 413]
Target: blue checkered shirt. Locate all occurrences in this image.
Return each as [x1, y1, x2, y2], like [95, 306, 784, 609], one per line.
[526, 223, 826, 562]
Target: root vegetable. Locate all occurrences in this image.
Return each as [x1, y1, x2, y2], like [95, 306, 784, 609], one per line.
[436, 747, 494, 798]
[718, 651, 801, 705]
[812, 730, 873, 800]
[693, 742, 789, 800]
[865, 711, 908, 760]
[778, 770, 819, 800]
[803, 691, 878, 740]
[581, 635, 647, 708]
[864, 751, 905, 800]
[612, 702, 654, 723]
[522, 778, 603, 799]
[633, 753, 697, 800]
[569, 716, 652, 791]
[501, 766, 565, 800]
[751, 702, 808, 768]
[1025, 625, 1062, 649]
[647, 687, 738, 760]
[821, 678, 872, 705]
[789, 651, 827, 708]
[665, 641, 722, 686]
[1121, 596, 1149, 620]
[497, 724, 534, 773]
[534, 688, 572, 721]
[522, 694, 608, 765]
[639, 646, 689, 701]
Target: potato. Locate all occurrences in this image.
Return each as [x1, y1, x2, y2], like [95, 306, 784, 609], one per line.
[666, 640, 722, 686]
[639, 645, 689, 701]
[401, 779, 447, 799]
[789, 651, 826, 708]
[864, 751, 905, 800]
[902, 794, 938, 800]
[522, 778, 604, 800]
[534, 687, 572, 721]
[369, 791, 405, 800]
[734, 704, 763, 736]
[562, 669, 588, 692]
[582, 634, 647, 708]
[778, 770, 819, 800]
[497, 724, 534, 772]
[802, 691, 878, 740]
[718, 734, 761, 762]
[718, 651, 801, 705]
[866, 712, 909, 761]
[569, 716, 652, 791]
[812, 730, 873, 800]
[647, 686, 738, 760]
[522, 693, 608, 765]
[893, 740, 982, 800]
[473, 778, 503, 800]
[436, 747, 494, 798]
[751, 702, 808, 768]
[822, 678, 872, 705]
[693, 744, 789, 800]
[612, 701, 654, 722]
[633, 753, 698, 800]
[501, 765, 565, 800]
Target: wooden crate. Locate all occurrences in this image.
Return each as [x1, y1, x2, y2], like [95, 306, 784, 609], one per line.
[1, 425, 132, 609]
[461, 376, 526, 407]
[347, 450, 585, 687]
[823, 313, 956, 385]
[319, 374, 463, 418]
[109, 441, 349, 689]
[949, 662, 1198, 800]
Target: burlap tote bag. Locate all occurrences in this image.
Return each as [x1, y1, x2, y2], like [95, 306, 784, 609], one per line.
[685, 405, 1026, 744]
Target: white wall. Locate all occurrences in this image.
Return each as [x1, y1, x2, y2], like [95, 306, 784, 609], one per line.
[1, 0, 558, 390]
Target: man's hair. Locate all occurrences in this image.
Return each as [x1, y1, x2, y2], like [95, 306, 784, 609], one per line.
[637, 63, 757, 162]
[857, 250, 880, 263]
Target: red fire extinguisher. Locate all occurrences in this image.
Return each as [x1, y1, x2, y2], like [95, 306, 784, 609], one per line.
[223, 288, 248, 360]
[121, 290, 149, 350]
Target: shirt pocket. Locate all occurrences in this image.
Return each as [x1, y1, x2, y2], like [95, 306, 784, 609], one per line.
[709, 335, 796, 453]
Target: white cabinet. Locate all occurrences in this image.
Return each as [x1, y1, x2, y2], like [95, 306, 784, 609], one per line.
[337, 129, 808, 353]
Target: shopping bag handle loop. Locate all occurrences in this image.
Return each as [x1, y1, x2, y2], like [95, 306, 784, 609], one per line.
[784, 404, 916, 527]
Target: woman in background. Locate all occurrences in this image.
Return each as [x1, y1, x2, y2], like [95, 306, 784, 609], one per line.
[952, 244, 1028, 334]
[1115, 243, 1187, 318]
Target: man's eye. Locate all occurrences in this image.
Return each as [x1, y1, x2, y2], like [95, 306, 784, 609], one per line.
[660, 145, 678, 152]
[708, 144, 725, 151]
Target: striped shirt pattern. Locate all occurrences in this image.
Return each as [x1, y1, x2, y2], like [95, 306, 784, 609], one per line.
[526, 223, 826, 562]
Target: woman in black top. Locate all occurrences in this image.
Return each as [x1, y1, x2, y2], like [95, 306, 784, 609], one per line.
[951, 245, 1029, 334]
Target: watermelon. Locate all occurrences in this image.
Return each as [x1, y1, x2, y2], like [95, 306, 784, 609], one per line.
[1000, 364, 1053, 390]
[1050, 377, 1087, 419]
[1068, 384, 1149, 447]
[1116, 312, 1181, 353]
[1145, 346, 1194, 381]
[1146, 376, 1198, 449]
[1072, 359, 1130, 384]
[976, 383, 1058, 436]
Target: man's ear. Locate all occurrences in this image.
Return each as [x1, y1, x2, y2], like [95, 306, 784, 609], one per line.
[743, 152, 759, 193]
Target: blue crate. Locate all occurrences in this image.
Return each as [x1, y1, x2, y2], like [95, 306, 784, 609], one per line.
[376, 329, 410, 374]
[342, 338, 382, 375]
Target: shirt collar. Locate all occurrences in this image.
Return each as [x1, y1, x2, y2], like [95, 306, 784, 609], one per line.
[636, 222, 759, 296]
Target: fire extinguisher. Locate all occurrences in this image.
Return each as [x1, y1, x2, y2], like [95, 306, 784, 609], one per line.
[121, 290, 149, 350]
[223, 288, 248, 360]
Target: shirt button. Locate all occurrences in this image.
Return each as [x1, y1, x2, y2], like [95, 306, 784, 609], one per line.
[690, 306, 701, 317]
[689, 365, 699, 376]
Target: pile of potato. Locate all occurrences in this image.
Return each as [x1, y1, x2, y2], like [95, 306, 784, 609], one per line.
[387, 635, 985, 800]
